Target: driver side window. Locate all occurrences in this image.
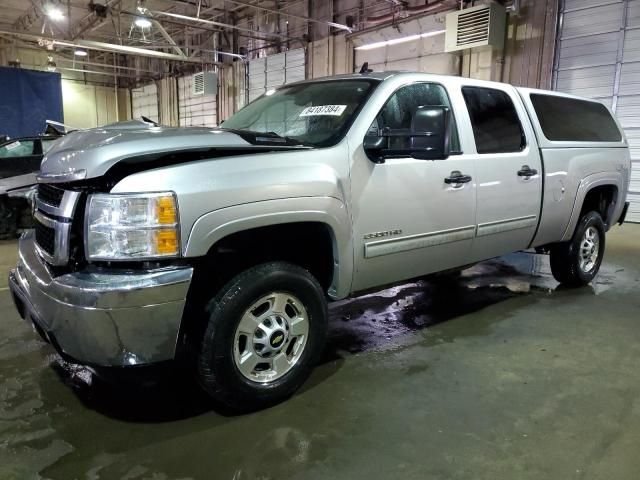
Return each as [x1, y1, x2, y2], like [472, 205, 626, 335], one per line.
[371, 83, 461, 153]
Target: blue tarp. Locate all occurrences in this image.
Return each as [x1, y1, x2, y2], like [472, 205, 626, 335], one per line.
[0, 67, 63, 138]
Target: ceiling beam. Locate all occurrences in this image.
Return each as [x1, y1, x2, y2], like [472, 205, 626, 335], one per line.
[223, 0, 353, 32]
[0, 29, 212, 63]
[71, 0, 122, 40]
[149, 10, 293, 40]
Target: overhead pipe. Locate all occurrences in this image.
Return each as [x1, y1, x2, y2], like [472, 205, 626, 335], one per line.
[149, 10, 293, 40]
[222, 0, 353, 32]
[364, 0, 457, 25]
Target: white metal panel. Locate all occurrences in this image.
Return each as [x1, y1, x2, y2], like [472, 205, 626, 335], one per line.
[561, 2, 623, 38]
[354, 27, 458, 75]
[131, 83, 159, 123]
[266, 52, 286, 71]
[246, 48, 306, 101]
[178, 75, 217, 127]
[555, 0, 640, 221]
[627, 191, 640, 222]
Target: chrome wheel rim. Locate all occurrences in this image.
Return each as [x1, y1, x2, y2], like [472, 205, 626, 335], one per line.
[233, 292, 309, 383]
[579, 226, 600, 273]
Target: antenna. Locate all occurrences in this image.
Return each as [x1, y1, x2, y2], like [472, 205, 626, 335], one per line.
[359, 62, 373, 74]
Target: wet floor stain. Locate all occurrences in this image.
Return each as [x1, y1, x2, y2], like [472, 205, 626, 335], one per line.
[0, 250, 637, 479]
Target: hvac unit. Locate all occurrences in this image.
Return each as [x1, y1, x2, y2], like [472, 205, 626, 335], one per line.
[192, 71, 218, 96]
[444, 3, 506, 52]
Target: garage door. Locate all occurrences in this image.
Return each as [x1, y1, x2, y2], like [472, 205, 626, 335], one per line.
[247, 48, 306, 103]
[553, 0, 640, 222]
[178, 75, 217, 127]
[352, 11, 459, 75]
[131, 83, 159, 123]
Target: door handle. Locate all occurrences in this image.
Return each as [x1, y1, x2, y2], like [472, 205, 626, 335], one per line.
[517, 165, 538, 177]
[444, 171, 472, 185]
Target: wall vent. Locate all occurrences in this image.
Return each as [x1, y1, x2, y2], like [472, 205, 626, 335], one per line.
[445, 3, 506, 52]
[191, 71, 218, 96]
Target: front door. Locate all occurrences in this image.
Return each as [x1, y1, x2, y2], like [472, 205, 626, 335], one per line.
[460, 85, 543, 262]
[350, 82, 477, 292]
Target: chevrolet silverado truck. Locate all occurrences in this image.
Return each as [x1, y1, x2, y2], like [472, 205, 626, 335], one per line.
[8, 72, 631, 411]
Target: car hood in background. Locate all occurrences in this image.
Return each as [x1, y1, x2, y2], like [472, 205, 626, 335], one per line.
[0, 173, 37, 195]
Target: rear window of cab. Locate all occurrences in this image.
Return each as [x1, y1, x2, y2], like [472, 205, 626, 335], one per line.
[530, 94, 622, 142]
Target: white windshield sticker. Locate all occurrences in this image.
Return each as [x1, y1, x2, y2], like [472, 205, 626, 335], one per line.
[299, 105, 347, 117]
[5, 141, 20, 151]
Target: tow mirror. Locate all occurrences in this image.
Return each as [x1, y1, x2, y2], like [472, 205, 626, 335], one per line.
[364, 106, 451, 163]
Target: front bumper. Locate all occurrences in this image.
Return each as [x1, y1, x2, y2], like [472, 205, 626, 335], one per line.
[8, 231, 193, 367]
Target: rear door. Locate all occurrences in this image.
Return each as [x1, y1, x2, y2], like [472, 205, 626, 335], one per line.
[460, 85, 543, 262]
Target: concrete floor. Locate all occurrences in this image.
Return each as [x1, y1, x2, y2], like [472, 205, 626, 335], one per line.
[1, 225, 639, 480]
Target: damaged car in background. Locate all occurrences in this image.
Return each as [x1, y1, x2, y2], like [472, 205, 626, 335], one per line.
[0, 126, 65, 238]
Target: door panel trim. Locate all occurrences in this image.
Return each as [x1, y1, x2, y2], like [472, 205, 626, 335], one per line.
[364, 225, 476, 259]
[476, 215, 538, 237]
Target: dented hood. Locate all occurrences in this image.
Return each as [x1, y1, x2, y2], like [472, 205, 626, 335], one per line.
[39, 120, 253, 181]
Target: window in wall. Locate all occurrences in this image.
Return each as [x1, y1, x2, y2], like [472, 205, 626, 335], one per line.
[371, 83, 461, 153]
[462, 86, 526, 154]
[530, 94, 621, 142]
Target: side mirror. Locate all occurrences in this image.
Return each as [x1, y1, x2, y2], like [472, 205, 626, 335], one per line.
[363, 106, 452, 162]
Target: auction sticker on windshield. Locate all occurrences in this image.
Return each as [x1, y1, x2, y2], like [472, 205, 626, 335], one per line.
[299, 105, 347, 117]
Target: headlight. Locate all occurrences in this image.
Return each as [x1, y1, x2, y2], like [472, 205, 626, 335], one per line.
[86, 192, 180, 260]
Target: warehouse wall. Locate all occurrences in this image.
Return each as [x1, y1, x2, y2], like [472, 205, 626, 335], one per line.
[63, 81, 130, 129]
[211, 0, 560, 123]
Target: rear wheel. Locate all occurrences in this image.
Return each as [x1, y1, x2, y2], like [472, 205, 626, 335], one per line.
[197, 262, 328, 411]
[550, 211, 605, 286]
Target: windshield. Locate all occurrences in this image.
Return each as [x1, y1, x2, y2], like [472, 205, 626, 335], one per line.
[221, 79, 379, 147]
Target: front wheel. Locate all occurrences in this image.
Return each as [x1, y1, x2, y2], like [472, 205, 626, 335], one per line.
[550, 211, 606, 287]
[197, 262, 328, 411]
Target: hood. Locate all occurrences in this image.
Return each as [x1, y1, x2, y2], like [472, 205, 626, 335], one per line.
[39, 120, 254, 181]
[0, 172, 37, 195]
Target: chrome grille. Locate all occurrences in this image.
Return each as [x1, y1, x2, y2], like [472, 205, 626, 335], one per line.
[37, 183, 65, 208]
[34, 186, 81, 266]
[34, 221, 55, 256]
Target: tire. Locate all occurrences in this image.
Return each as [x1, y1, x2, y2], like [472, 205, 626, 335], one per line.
[197, 261, 328, 411]
[550, 211, 606, 287]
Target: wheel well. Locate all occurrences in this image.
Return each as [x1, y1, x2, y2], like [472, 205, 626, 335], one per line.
[580, 185, 618, 227]
[177, 222, 336, 361]
[194, 221, 335, 295]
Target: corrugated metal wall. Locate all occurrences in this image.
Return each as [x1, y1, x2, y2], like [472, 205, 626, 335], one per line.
[247, 48, 306, 102]
[351, 12, 460, 75]
[554, 0, 640, 222]
[178, 75, 217, 127]
[131, 83, 159, 123]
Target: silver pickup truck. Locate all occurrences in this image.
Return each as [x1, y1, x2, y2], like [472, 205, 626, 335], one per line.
[8, 72, 631, 410]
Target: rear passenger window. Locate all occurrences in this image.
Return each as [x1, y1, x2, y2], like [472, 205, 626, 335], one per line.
[530, 94, 621, 142]
[462, 86, 526, 154]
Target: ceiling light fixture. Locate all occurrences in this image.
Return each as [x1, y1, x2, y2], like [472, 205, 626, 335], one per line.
[354, 29, 446, 51]
[46, 7, 64, 21]
[74, 48, 88, 57]
[135, 17, 152, 28]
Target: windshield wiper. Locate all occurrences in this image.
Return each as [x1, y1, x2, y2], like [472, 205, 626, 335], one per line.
[219, 128, 311, 147]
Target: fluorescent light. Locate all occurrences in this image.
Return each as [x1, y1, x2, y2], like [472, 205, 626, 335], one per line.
[354, 29, 446, 51]
[135, 17, 152, 28]
[74, 48, 88, 57]
[46, 7, 64, 21]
